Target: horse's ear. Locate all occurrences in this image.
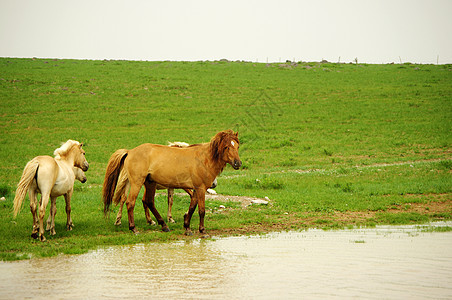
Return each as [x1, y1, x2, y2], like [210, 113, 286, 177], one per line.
[80, 143, 83, 148]
[234, 131, 239, 137]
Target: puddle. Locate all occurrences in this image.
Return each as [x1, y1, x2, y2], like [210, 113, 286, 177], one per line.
[1, 223, 451, 299]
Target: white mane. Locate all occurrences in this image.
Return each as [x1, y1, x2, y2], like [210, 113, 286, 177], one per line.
[168, 141, 190, 148]
[54, 140, 80, 159]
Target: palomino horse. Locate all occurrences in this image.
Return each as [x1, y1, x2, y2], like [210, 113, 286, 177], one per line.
[13, 140, 89, 241]
[45, 167, 87, 235]
[103, 130, 241, 236]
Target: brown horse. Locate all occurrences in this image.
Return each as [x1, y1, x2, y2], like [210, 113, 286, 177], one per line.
[13, 140, 89, 241]
[113, 173, 217, 226]
[113, 172, 193, 226]
[113, 141, 217, 226]
[102, 130, 241, 236]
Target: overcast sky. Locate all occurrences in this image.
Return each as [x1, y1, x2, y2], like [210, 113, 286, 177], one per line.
[1, 0, 451, 64]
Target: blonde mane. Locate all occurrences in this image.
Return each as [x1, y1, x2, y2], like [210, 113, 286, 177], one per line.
[54, 140, 80, 159]
[168, 141, 190, 148]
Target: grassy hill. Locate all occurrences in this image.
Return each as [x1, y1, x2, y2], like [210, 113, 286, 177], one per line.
[0, 58, 450, 260]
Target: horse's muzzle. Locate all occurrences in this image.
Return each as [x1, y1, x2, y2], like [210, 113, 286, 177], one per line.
[232, 159, 242, 170]
[82, 162, 89, 171]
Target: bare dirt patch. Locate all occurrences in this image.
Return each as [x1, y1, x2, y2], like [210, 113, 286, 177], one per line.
[205, 193, 268, 208]
[205, 193, 452, 236]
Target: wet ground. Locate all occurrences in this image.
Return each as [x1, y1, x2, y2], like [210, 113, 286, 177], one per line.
[1, 222, 451, 299]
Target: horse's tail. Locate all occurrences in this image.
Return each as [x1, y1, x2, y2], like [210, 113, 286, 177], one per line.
[102, 149, 128, 216]
[13, 158, 40, 217]
[112, 168, 129, 206]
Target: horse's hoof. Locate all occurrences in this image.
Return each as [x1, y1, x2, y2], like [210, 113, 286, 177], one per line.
[67, 225, 73, 231]
[162, 226, 170, 232]
[200, 233, 210, 239]
[185, 230, 193, 236]
[31, 232, 39, 239]
[114, 220, 122, 226]
[168, 218, 176, 224]
[129, 226, 139, 234]
[40, 235, 46, 242]
[50, 230, 56, 236]
[147, 220, 157, 226]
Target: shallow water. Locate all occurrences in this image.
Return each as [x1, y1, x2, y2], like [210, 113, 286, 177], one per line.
[1, 223, 452, 299]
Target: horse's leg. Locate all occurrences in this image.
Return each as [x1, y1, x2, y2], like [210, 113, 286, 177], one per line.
[64, 190, 73, 231]
[38, 192, 51, 241]
[47, 197, 57, 235]
[184, 190, 198, 236]
[167, 188, 175, 223]
[114, 194, 125, 226]
[115, 181, 131, 226]
[143, 181, 169, 232]
[184, 188, 194, 198]
[182, 188, 194, 219]
[196, 189, 209, 237]
[126, 183, 141, 234]
[29, 188, 39, 239]
[142, 190, 156, 226]
[45, 198, 56, 231]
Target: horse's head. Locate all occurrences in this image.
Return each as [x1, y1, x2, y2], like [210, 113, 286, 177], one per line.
[54, 140, 89, 171]
[211, 130, 242, 170]
[74, 143, 89, 172]
[73, 167, 87, 183]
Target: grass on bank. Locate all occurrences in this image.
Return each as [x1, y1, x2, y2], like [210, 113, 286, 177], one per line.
[0, 58, 450, 261]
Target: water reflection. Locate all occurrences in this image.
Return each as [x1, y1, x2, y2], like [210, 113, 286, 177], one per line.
[1, 223, 451, 299]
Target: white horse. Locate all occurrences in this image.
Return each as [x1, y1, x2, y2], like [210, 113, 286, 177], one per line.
[45, 167, 87, 236]
[13, 140, 89, 241]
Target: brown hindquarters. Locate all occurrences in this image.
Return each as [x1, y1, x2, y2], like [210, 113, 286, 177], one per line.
[102, 149, 128, 215]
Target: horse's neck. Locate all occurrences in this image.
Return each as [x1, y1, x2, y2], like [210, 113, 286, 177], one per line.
[54, 158, 76, 183]
[202, 144, 227, 178]
[59, 149, 77, 165]
[55, 156, 75, 172]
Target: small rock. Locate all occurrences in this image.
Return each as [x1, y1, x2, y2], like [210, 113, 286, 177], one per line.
[207, 188, 217, 195]
[251, 199, 269, 205]
[264, 196, 270, 201]
[0, 197, 5, 201]
[219, 205, 226, 209]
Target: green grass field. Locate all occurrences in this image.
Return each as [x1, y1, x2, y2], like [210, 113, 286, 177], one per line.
[0, 58, 451, 260]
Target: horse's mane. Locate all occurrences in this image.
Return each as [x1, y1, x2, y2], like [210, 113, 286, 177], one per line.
[54, 140, 80, 159]
[168, 141, 190, 148]
[209, 129, 239, 163]
[168, 141, 202, 148]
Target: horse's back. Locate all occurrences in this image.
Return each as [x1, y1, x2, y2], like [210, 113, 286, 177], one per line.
[129, 143, 201, 163]
[126, 143, 207, 188]
[33, 156, 59, 193]
[34, 156, 58, 172]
